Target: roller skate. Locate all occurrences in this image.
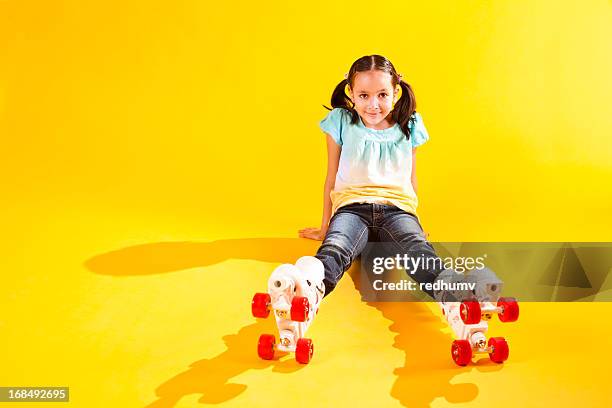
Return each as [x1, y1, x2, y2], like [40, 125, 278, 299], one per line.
[435, 268, 519, 366]
[251, 256, 326, 364]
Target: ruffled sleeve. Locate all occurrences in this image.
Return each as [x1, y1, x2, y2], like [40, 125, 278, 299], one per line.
[410, 112, 429, 147]
[319, 108, 346, 146]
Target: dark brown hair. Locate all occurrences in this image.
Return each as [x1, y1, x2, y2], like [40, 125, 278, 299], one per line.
[323, 55, 417, 139]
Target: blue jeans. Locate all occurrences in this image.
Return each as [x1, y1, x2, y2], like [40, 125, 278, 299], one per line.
[315, 203, 443, 298]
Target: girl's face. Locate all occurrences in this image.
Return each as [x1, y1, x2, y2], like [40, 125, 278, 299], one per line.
[348, 70, 400, 129]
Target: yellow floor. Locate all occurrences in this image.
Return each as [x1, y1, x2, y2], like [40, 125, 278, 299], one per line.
[1, 200, 611, 408]
[2, 1, 611, 406]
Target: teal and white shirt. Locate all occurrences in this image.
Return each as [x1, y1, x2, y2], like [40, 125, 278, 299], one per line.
[319, 107, 430, 216]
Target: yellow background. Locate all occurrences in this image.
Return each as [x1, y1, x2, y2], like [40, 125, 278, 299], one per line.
[1, 0, 611, 407]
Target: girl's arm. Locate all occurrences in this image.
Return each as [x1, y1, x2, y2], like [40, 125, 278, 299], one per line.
[411, 147, 418, 193]
[411, 147, 430, 238]
[298, 133, 341, 241]
[320, 133, 341, 230]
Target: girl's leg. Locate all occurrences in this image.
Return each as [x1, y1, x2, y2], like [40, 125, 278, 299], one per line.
[315, 204, 371, 297]
[378, 206, 445, 298]
[377, 206, 516, 366]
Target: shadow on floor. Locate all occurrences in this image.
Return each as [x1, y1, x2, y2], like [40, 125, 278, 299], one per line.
[345, 265, 502, 407]
[85, 237, 501, 407]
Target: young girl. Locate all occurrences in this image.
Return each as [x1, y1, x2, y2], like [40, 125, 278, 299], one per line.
[298, 54, 445, 299]
[254, 55, 514, 365]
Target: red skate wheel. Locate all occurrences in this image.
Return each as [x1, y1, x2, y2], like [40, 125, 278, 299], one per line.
[451, 340, 472, 366]
[497, 297, 519, 322]
[488, 337, 509, 363]
[290, 296, 310, 322]
[460, 300, 481, 324]
[251, 293, 271, 318]
[295, 338, 314, 364]
[257, 334, 275, 360]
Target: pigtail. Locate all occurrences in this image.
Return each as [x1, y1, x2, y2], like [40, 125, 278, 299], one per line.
[323, 79, 350, 111]
[322, 78, 361, 125]
[392, 79, 417, 139]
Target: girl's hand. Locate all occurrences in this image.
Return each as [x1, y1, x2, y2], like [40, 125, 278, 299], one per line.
[298, 227, 327, 241]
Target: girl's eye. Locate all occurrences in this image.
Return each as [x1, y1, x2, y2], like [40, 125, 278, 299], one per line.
[359, 94, 388, 98]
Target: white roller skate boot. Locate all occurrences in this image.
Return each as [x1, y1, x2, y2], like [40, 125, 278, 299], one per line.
[435, 267, 520, 366]
[251, 256, 326, 364]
